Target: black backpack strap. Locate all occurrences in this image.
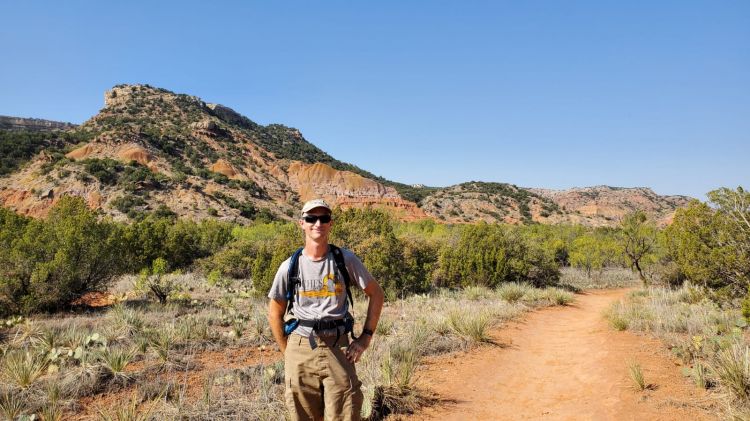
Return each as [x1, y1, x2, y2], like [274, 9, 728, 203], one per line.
[285, 247, 304, 315]
[329, 244, 354, 308]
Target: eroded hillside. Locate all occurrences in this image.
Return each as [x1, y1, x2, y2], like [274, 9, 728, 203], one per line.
[0, 84, 691, 225]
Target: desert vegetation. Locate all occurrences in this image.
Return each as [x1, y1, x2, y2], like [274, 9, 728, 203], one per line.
[1, 185, 747, 418]
[605, 186, 750, 417]
[0, 268, 574, 419]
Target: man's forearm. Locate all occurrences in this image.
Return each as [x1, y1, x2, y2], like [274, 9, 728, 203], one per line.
[362, 283, 384, 333]
[268, 299, 288, 353]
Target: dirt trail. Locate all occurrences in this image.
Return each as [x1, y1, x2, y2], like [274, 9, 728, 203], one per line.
[407, 289, 717, 421]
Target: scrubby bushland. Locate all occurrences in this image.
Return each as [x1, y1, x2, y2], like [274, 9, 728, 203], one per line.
[0, 196, 124, 315]
[0, 197, 234, 315]
[663, 187, 750, 298]
[199, 222, 301, 294]
[331, 208, 436, 299]
[433, 223, 559, 289]
[202, 209, 440, 300]
[568, 229, 621, 278]
[203, 209, 564, 300]
[120, 215, 234, 272]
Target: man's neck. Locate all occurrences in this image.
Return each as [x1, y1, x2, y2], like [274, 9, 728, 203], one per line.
[303, 240, 329, 261]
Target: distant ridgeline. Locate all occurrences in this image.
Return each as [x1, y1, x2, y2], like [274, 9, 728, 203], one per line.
[0, 115, 77, 131]
[0, 84, 690, 226]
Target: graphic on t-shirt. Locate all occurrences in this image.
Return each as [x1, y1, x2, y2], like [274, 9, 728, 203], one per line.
[299, 272, 343, 299]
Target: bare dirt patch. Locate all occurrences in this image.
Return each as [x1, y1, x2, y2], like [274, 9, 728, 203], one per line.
[404, 289, 717, 420]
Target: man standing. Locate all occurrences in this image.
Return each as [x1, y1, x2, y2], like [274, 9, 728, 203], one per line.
[268, 199, 385, 421]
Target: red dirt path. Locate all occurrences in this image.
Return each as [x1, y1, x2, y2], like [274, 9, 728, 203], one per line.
[404, 289, 717, 421]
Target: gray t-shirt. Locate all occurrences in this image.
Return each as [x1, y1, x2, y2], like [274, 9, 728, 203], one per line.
[268, 247, 374, 338]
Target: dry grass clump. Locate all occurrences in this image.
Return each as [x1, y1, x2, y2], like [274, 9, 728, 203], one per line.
[0, 390, 26, 420]
[496, 283, 530, 303]
[539, 288, 575, 306]
[444, 308, 494, 345]
[98, 393, 152, 421]
[713, 342, 750, 404]
[560, 267, 640, 290]
[628, 360, 647, 391]
[608, 284, 750, 416]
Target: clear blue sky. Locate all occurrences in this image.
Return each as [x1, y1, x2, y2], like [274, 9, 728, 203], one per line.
[2, 1, 748, 199]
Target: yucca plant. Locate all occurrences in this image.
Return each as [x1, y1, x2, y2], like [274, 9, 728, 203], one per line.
[371, 344, 423, 418]
[10, 322, 42, 347]
[149, 327, 175, 365]
[61, 325, 87, 351]
[98, 347, 135, 382]
[464, 286, 492, 301]
[109, 304, 145, 337]
[32, 328, 62, 356]
[248, 312, 269, 341]
[40, 402, 65, 421]
[1, 350, 47, 389]
[381, 345, 418, 390]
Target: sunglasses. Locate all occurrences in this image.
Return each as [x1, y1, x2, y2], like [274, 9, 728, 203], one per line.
[303, 214, 332, 224]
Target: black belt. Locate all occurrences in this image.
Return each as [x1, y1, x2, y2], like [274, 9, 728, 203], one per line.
[298, 318, 347, 331]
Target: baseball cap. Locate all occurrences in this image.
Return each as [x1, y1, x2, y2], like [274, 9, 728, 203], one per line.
[301, 199, 332, 215]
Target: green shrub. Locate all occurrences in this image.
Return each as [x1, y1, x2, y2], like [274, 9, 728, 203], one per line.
[0, 196, 125, 315]
[434, 223, 559, 288]
[201, 222, 300, 295]
[664, 188, 750, 297]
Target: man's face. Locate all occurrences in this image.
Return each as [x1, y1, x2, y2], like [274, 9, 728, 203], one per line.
[299, 207, 333, 242]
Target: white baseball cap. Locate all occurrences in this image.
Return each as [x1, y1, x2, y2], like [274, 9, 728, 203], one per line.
[301, 199, 332, 215]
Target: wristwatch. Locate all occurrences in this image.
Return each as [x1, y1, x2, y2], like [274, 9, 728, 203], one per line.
[361, 328, 374, 337]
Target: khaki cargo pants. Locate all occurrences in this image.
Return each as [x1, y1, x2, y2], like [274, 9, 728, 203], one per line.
[285, 334, 364, 421]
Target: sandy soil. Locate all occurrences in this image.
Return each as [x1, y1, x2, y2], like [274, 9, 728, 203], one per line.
[404, 289, 718, 421]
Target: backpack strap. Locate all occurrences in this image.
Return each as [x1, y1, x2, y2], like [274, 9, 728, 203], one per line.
[283, 245, 356, 338]
[329, 244, 354, 309]
[285, 247, 304, 315]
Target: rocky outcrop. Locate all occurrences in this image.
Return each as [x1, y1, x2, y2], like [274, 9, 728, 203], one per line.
[209, 159, 245, 180]
[0, 116, 77, 131]
[117, 145, 152, 166]
[337, 197, 428, 220]
[286, 162, 427, 219]
[287, 162, 399, 201]
[529, 186, 692, 226]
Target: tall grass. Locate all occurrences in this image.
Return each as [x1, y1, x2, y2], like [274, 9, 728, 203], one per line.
[628, 360, 647, 391]
[98, 393, 155, 421]
[560, 267, 640, 290]
[496, 283, 529, 303]
[609, 284, 750, 415]
[0, 390, 27, 420]
[445, 308, 493, 345]
[713, 342, 750, 403]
